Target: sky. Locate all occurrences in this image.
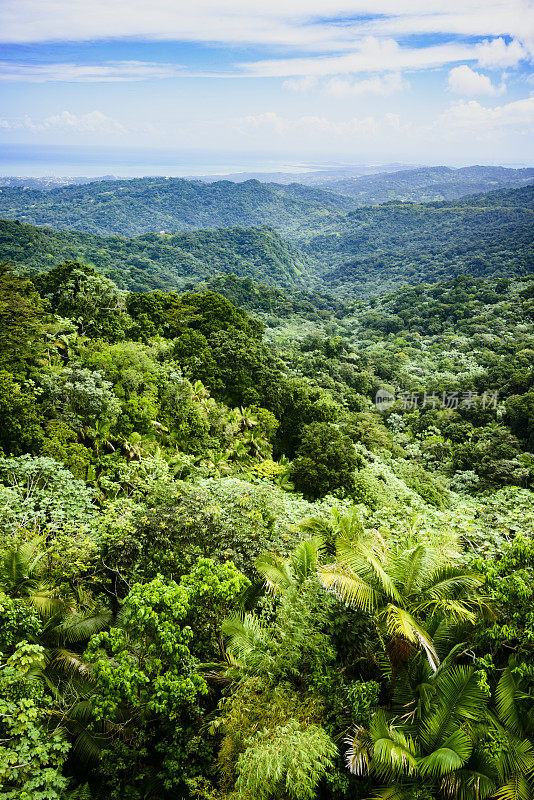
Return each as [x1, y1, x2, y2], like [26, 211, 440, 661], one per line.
[0, 0, 534, 173]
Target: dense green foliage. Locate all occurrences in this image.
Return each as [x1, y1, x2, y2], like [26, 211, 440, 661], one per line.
[0, 177, 349, 237]
[0, 220, 311, 292]
[2, 182, 532, 299]
[0, 171, 533, 800]
[309, 185, 534, 295]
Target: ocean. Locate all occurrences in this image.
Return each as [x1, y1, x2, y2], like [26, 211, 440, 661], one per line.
[0, 143, 326, 179]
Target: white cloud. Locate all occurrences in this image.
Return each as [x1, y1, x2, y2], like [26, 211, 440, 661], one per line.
[475, 37, 528, 67]
[0, 61, 187, 82]
[447, 65, 505, 95]
[0, 1, 532, 56]
[236, 109, 410, 141]
[438, 96, 534, 135]
[0, 110, 125, 133]
[282, 71, 408, 96]
[0, 2, 531, 92]
[324, 72, 408, 97]
[241, 37, 483, 77]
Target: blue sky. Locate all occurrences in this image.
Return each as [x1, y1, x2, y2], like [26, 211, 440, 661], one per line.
[0, 0, 533, 172]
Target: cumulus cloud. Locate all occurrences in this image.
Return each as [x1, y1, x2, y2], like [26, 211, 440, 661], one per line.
[438, 96, 534, 135]
[0, 110, 125, 133]
[447, 65, 505, 95]
[0, 61, 187, 82]
[475, 37, 529, 67]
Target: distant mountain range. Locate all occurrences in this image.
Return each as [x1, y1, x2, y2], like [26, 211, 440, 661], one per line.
[0, 166, 532, 241]
[318, 165, 534, 204]
[0, 172, 532, 299]
[0, 177, 350, 237]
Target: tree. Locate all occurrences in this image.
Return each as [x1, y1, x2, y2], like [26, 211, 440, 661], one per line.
[34, 261, 130, 341]
[290, 422, 360, 499]
[0, 455, 97, 580]
[346, 652, 534, 800]
[0, 371, 44, 455]
[319, 529, 484, 671]
[235, 720, 337, 800]
[0, 262, 46, 375]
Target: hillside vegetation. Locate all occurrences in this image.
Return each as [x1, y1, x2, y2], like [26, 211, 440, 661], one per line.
[2, 183, 532, 297]
[1, 169, 534, 800]
[0, 176, 348, 237]
[310, 185, 534, 295]
[0, 220, 312, 291]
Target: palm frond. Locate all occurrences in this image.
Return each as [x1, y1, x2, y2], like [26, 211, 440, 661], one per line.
[492, 773, 533, 800]
[423, 566, 483, 601]
[221, 614, 275, 676]
[335, 534, 397, 597]
[255, 552, 293, 595]
[299, 514, 336, 541]
[369, 788, 417, 800]
[491, 727, 534, 787]
[318, 562, 378, 612]
[30, 590, 65, 618]
[391, 543, 445, 593]
[71, 726, 105, 763]
[345, 725, 374, 776]
[415, 598, 477, 625]
[366, 711, 419, 782]
[495, 662, 530, 737]
[382, 605, 439, 672]
[397, 544, 428, 595]
[431, 618, 472, 662]
[47, 648, 94, 679]
[372, 727, 419, 781]
[290, 536, 324, 585]
[421, 666, 488, 752]
[440, 768, 497, 800]
[417, 728, 472, 778]
[1, 536, 44, 589]
[52, 610, 112, 644]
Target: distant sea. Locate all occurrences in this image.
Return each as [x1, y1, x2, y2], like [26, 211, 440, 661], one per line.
[0, 143, 336, 179]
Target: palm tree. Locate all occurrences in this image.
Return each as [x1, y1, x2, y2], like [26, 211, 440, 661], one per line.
[0, 536, 64, 616]
[345, 650, 534, 800]
[299, 507, 370, 553]
[346, 661, 495, 799]
[0, 539, 111, 763]
[255, 536, 325, 598]
[222, 537, 330, 683]
[490, 659, 534, 800]
[222, 538, 324, 674]
[317, 521, 485, 671]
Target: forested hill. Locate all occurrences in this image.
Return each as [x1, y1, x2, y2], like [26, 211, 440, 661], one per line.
[0, 176, 350, 237]
[1, 167, 532, 240]
[0, 220, 311, 292]
[2, 183, 533, 297]
[319, 164, 534, 203]
[309, 184, 534, 296]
